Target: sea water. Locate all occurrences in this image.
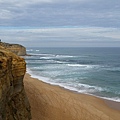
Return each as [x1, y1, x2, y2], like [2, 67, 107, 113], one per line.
[24, 47, 120, 102]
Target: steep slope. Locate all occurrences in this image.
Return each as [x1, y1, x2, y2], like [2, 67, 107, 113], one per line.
[0, 46, 31, 120]
[0, 42, 26, 56]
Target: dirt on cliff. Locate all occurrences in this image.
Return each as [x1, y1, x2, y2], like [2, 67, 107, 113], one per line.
[0, 42, 26, 56]
[0, 46, 31, 120]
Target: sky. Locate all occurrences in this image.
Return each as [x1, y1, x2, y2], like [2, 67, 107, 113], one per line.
[0, 0, 120, 47]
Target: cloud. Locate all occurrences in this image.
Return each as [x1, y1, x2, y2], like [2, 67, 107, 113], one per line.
[1, 0, 120, 47]
[0, 27, 120, 47]
[0, 0, 120, 27]
[0, 9, 13, 19]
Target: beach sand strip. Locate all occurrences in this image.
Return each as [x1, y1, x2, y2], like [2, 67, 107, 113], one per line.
[24, 73, 120, 120]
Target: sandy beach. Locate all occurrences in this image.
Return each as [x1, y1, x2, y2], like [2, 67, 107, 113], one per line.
[24, 73, 120, 120]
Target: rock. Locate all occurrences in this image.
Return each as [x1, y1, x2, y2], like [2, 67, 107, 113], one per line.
[0, 46, 31, 120]
[0, 42, 26, 56]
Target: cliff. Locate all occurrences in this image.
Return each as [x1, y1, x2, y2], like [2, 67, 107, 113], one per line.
[0, 42, 26, 56]
[0, 46, 31, 120]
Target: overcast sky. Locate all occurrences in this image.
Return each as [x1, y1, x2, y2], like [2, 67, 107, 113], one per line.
[0, 0, 120, 47]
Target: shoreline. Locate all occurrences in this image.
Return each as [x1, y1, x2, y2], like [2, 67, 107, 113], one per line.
[24, 73, 120, 120]
[27, 70, 120, 103]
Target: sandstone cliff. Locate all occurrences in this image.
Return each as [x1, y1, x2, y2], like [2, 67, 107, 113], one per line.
[0, 42, 26, 56]
[0, 46, 31, 120]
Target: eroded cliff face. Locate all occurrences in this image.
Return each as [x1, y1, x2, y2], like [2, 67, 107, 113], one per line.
[0, 42, 26, 56]
[0, 46, 31, 120]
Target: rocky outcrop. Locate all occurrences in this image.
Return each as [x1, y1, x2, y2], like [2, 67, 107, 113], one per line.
[0, 46, 31, 120]
[0, 42, 26, 56]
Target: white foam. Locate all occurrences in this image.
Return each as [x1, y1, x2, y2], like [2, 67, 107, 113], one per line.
[63, 84, 120, 102]
[67, 64, 100, 69]
[67, 64, 88, 67]
[26, 49, 33, 51]
[27, 68, 51, 82]
[26, 68, 120, 102]
[56, 61, 68, 64]
[41, 54, 55, 56]
[40, 54, 74, 59]
[33, 66, 41, 69]
[101, 97, 120, 102]
[27, 68, 102, 94]
[78, 83, 104, 91]
[67, 64, 95, 68]
[40, 57, 53, 59]
[56, 55, 75, 58]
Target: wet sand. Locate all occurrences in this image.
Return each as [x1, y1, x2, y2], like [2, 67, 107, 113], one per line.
[24, 73, 120, 120]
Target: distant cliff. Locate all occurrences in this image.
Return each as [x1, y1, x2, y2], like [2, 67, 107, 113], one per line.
[0, 42, 26, 56]
[0, 46, 31, 119]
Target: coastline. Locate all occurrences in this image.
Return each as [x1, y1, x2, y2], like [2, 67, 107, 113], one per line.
[27, 69, 120, 103]
[24, 73, 120, 120]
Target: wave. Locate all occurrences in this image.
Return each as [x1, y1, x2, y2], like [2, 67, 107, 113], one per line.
[64, 82, 106, 94]
[40, 55, 75, 59]
[27, 49, 39, 52]
[101, 97, 120, 102]
[26, 49, 33, 51]
[27, 68, 51, 82]
[67, 64, 88, 67]
[67, 64, 99, 68]
[56, 55, 75, 58]
[27, 68, 104, 93]
[26, 53, 56, 57]
[26, 53, 42, 56]
[107, 68, 120, 73]
[40, 57, 53, 59]
[55, 61, 68, 64]
[26, 68, 120, 102]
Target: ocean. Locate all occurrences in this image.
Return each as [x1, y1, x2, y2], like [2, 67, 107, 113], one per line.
[24, 47, 120, 102]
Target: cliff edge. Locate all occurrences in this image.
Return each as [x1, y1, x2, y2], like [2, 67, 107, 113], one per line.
[0, 42, 26, 56]
[0, 46, 31, 120]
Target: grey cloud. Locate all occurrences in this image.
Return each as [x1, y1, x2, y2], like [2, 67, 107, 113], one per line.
[0, 27, 120, 47]
[0, 0, 120, 27]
